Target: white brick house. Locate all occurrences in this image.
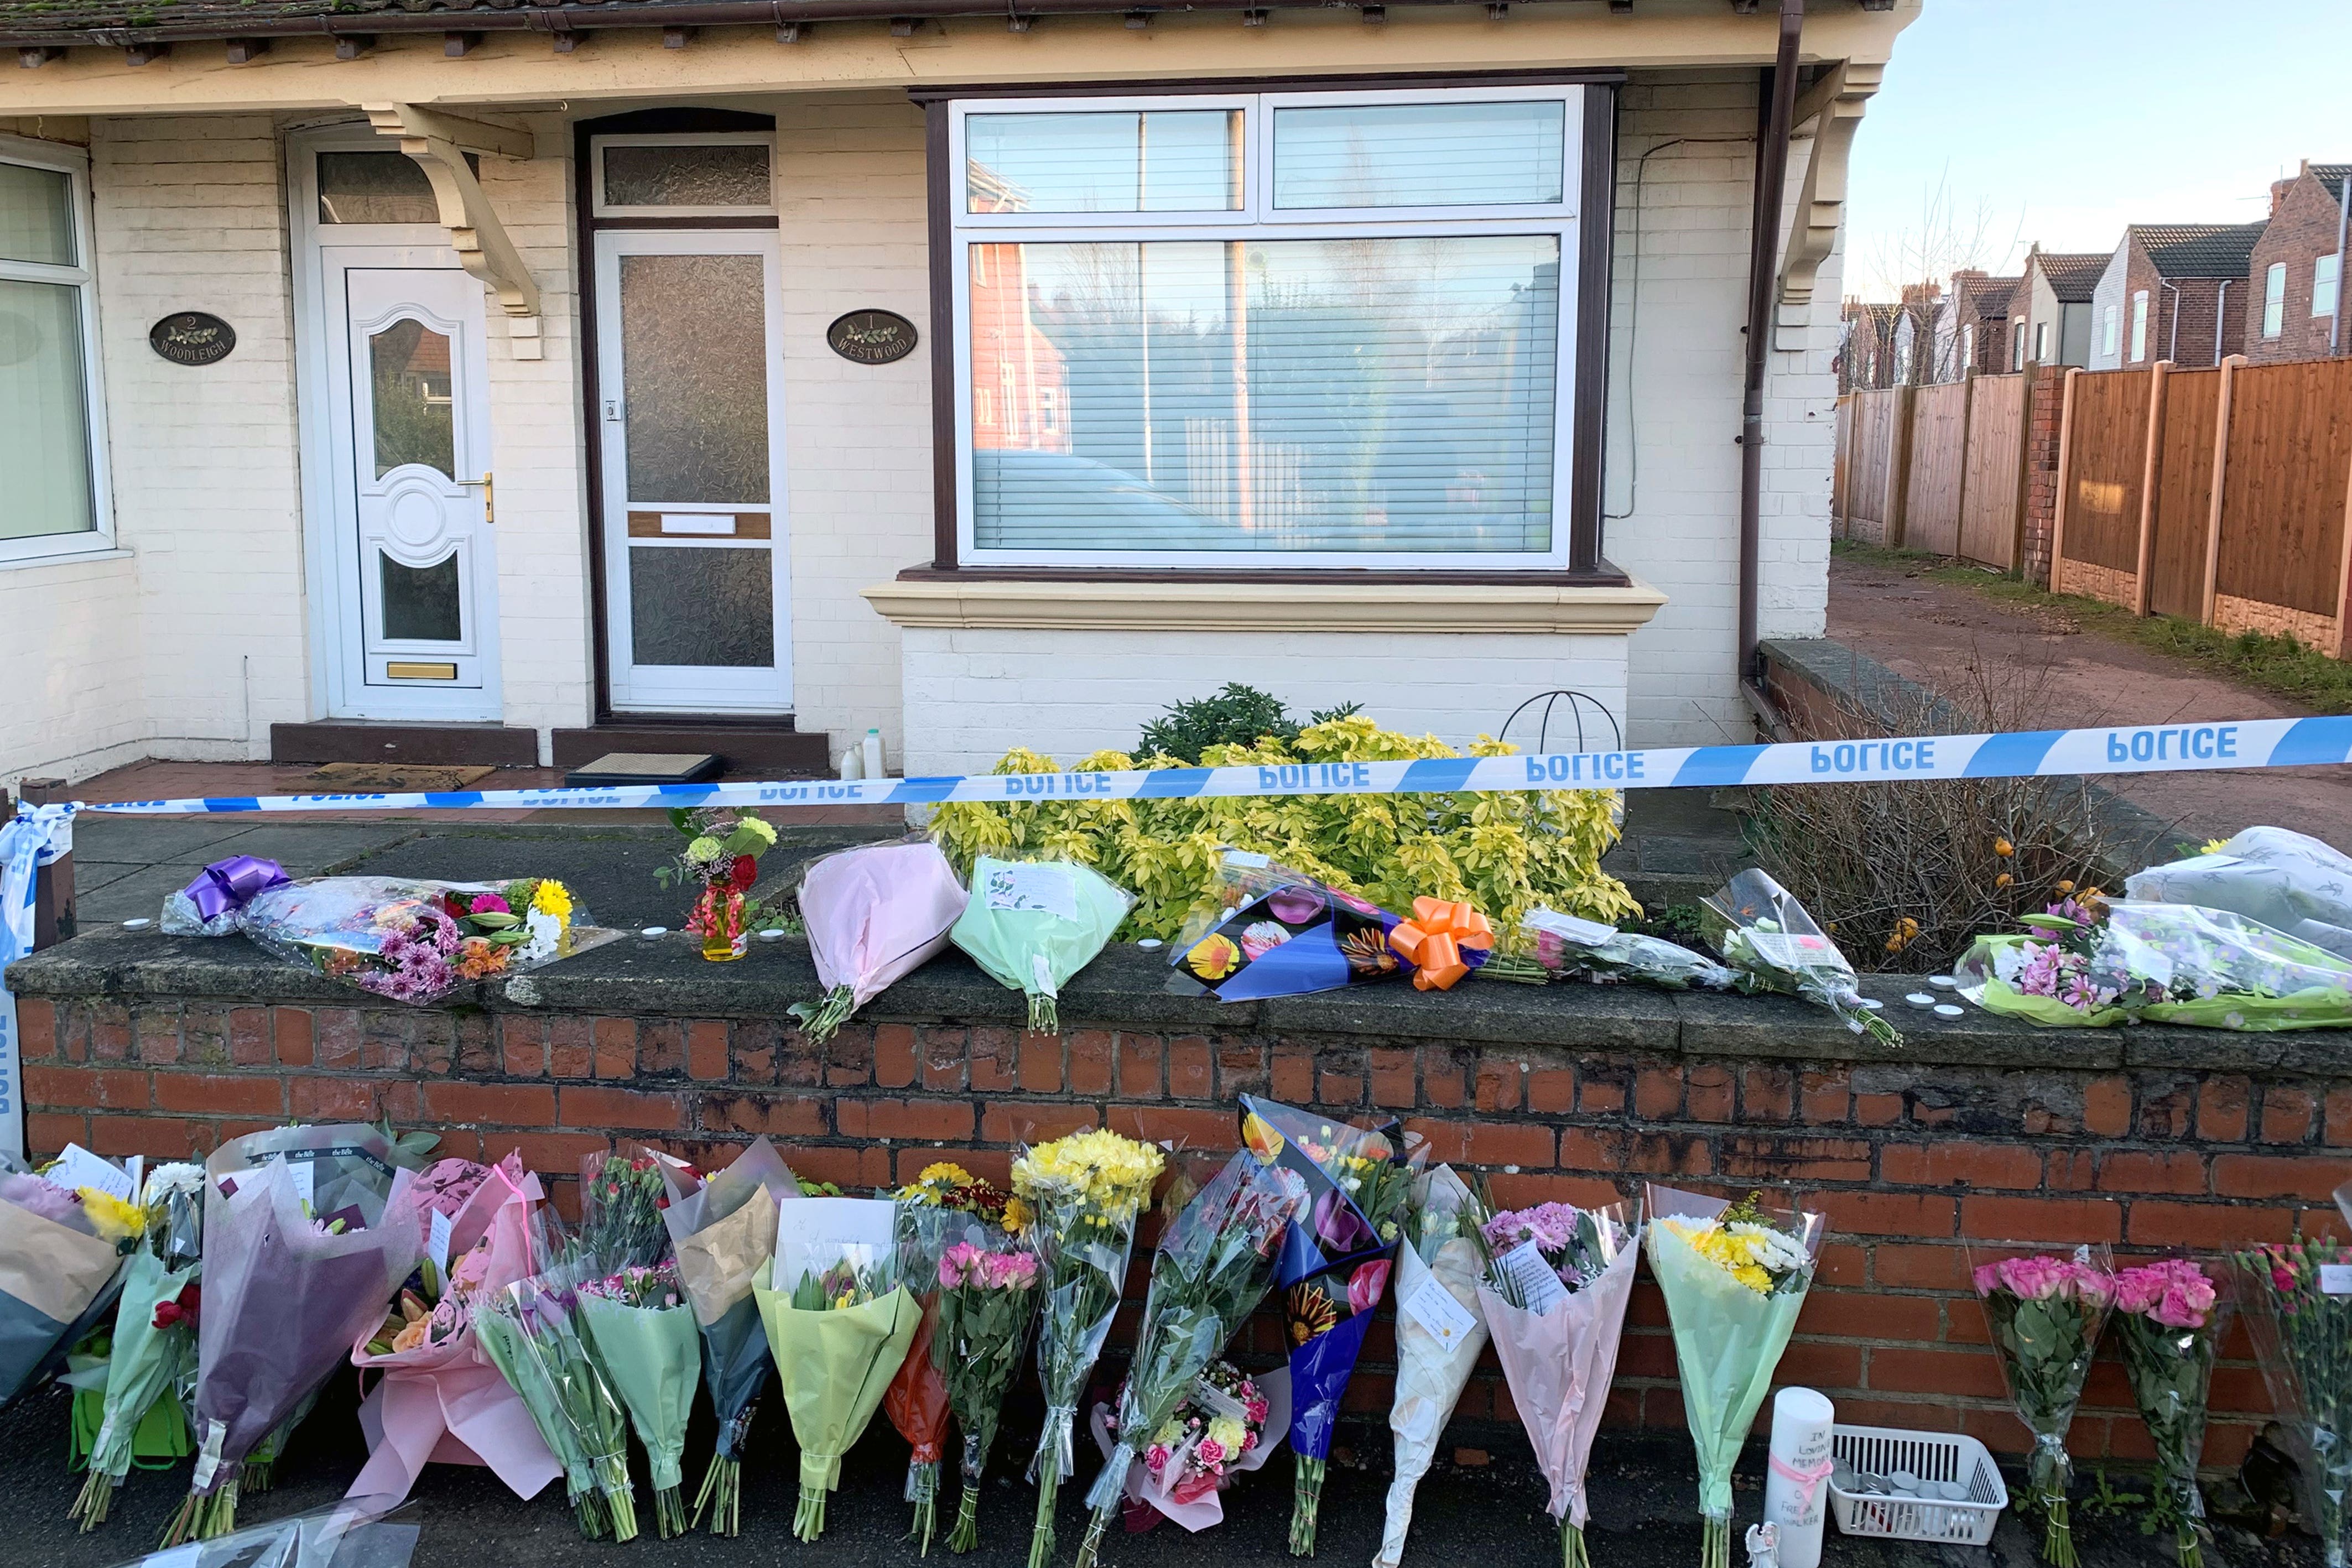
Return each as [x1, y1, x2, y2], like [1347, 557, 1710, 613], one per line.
[0, 1, 1916, 785]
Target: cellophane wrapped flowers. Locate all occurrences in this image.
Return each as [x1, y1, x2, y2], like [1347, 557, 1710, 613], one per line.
[1375, 1167, 1491, 1568]
[70, 1160, 202, 1529]
[1646, 1186, 1823, 1568]
[1101, 1358, 1272, 1524]
[889, 1164, 1012, 1554]
[951, 857, 1135, 1033]
[1477, 1199, 1640, 1568]
[1701, 870, 1898, 1045]
[572, 1153, 700, 1538]
[1073, 1148, 1307, 1568]
[2111, 1258, 2231, 1568]
[1013, 1128, 1165, 1568]
[1481, 908, 1736, 991]
[1969, 1245, 2116, 1567]
[935, 1226, 1041, 1553]
[2235, 1238, 2352, 1568]
[790, 839, 969, 1043]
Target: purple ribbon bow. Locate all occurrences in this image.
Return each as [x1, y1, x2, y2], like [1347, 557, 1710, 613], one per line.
[182, 855, 289, 922]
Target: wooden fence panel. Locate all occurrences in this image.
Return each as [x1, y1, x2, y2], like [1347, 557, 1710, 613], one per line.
[1956, 373, 2024, 570]
[1831, 394, 1851, 537]
[2053, 367, 2152, 605]
[1903, 381, 1969, 555]
[1843, 388, 1901, 544]
[2213, 358, 2352, 641]
[2146, 367, 2220, 620]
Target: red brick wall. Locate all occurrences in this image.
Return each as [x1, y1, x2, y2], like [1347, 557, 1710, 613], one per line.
[2245, 173, 2345, 365]
[2019, 364, 2068, 585]
[15, 991, 2347, 1471]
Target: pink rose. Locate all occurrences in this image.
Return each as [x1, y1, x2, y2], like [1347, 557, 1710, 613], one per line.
[2063, 1262, 2117, 1309]
[2112, 1264, 2168, 1317]
[1994, 1255, 2069, 1301]
[1972, 1262, 2004, 1296]
[2153, 1283, 2209, 1330]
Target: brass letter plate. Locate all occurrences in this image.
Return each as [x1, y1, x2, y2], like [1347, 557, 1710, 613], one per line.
[386, 661, 460, 681]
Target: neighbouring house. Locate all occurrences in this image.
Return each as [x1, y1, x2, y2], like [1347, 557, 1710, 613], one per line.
[2012, 245, 2106, 368]
[1838, 297, 1905, 392]
[0, 2, 1919, 787]
[1929, 267, 2019, 379]
[2244, 160, 2349, 365]
[2086, 222, 2265, 371]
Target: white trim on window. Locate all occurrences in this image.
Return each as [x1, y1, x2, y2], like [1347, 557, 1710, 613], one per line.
[589, 132, 777, 220]
[2263, 261, 2287, 338]
[0, 132, 113, 568]
[2316, 252, 2340, 319]
[2129, 290, 2148, 363]
[2100, 304, 2118, 358]
[945, 87, 1583, 571]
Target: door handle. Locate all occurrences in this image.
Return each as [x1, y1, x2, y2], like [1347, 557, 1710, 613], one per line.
[457, 473, 494, 525]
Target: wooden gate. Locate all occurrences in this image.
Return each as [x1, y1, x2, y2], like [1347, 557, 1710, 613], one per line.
[1902, 381, 1969, 555]
[2144, 367, 2219, 619]
[1956, 372, 2025, 570]
[1841, 387, 1905, 545]
[2211, 357, 2352, 645]
[2052, 367, 2153, 606]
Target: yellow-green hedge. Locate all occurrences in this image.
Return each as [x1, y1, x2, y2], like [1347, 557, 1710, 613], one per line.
[928, 715, 1638, 945]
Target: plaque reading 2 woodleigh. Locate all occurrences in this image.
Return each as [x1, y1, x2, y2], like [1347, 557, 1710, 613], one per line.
[825, 309, 917, 365]
[148, 311, 236, 367]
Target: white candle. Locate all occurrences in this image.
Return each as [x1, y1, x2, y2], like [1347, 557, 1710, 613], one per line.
[1763, 1387, 1835, 1568]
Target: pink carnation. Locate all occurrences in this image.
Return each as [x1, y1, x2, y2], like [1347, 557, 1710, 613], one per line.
[1195, 1437, 1227, 1468]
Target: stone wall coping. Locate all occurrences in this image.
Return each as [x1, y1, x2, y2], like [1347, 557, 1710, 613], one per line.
[12, 924, 2344, 1076]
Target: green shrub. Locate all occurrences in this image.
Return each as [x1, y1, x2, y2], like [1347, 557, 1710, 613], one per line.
[1135, 683, 1364, 764]
[929, 714, 1638, 944]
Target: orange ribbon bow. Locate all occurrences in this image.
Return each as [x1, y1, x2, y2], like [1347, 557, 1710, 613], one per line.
[1386, 897, 1494, 991]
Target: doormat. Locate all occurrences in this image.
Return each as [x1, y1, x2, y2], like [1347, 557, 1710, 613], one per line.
[302, 762, 498, 791]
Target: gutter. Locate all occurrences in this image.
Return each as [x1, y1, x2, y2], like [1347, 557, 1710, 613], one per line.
[1736, 0, 1802, 692]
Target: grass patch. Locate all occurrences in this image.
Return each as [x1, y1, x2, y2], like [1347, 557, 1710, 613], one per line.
[1832, 540, 2352, 714]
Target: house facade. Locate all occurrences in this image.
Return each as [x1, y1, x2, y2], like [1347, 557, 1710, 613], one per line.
[1930, 266, 2018, 379]
[2085, 222, 2263, 372]
[2011, 246, 2102, 369]
[2244, 161, 2348, 365]
[0, 2, 1916, 785]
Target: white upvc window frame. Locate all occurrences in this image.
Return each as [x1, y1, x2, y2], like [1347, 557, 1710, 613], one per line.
[2129, 290, 2149, 363]
[2263, 262, 2287, 338]
[946, 86, 1583, 571]
[2315, 252, 2340, 319]
[2100, 304, 2118, 358]
[0, 132, 114, 568]
[589, 132, 778, 220]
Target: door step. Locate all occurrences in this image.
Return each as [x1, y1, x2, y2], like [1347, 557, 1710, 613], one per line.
[271, 720, 539, 767]
[551, 723, 831, 777]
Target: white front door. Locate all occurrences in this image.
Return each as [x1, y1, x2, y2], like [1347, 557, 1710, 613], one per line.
[594, 230, 791, 713]
[322, 259, 501, 716]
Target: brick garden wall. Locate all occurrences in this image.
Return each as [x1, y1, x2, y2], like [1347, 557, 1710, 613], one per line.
[13, 970, 2347, 1474]
[2020, 364, 2068, 586]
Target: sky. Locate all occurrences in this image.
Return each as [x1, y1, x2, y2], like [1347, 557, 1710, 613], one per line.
[1844, 0, 2350, 300]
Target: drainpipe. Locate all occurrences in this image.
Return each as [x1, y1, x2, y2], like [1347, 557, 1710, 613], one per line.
[1737, 0, 1804, 690]
[2162, 277, 2181, 363]
[2215, 278, 2232, 364]
[2333, 176, 2350, 356]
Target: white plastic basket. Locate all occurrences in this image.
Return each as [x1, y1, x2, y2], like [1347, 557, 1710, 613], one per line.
[1827, 1423, 2010, 1548]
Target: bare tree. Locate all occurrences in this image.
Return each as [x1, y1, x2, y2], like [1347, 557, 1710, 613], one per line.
[1855, 169, 2026, 383]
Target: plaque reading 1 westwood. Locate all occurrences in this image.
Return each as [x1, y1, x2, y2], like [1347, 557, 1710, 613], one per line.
[149, 312, 236, 367]
[826, 309, 917, 365]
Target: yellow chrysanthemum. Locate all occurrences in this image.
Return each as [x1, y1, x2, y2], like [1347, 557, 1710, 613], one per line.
[1001, 1194, 1032, 1233]
[532, 880, 573, 921]
[78, 1188, 145, 1243]
[1011, 1128, 1164, 1224]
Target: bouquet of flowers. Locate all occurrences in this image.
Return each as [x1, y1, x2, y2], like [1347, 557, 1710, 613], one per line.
[346, 1154, 559, 1511]
[1375, 1166, 1492, 1568]
[1477, 1198, 1641, 1568]
[1701, 870, 1898, 1045]
[951, 857, 1135, 1033]
[790, 840, 969, 1042]
[1235, 1096, 1420, 1557]
[71, 1160, 205, 1529]
[934, 1226, 1043, 1553]
[658, 808, 778, 961]
[754, 1195, 922, 1541]
[2235, 1237, 2352, 1568]
[1968, 1244, 2116, 1567]
[1090, 1358, 1284, 1531]
[571, 1153, 701, 1538]
[1014, 1128, 1167, 1568]
[1169, 851, 1408, 1002]
[164, 873, 617, 1003]
[1481, 908, 1736, 991]
[2126, 826, 2352, 955]
[888, 1163, 1013, 1553]
[1645, 1185, 1824, 1568]
[2112, 1258, 2231, 1568]
[1959, 898, 2352, 1031]
[166, 1124, 425, 1543]
[1073, 1147, 1308, 1568]
[654, 1138, 800, 1536]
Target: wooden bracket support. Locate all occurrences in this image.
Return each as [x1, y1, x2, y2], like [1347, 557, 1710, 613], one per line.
[362, 101, 543, 358]
[1775, 59, 1882, 350]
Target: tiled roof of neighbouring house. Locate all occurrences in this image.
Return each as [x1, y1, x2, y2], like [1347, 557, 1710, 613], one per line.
[2315, 164, 2352, 205]
[2133, 222, 2270, 278]
[1959, 274, 2020, 317]
[2035, 253, 2111, 303]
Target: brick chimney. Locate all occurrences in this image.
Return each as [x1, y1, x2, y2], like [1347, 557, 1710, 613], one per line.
[2274, 176, 2298, 217]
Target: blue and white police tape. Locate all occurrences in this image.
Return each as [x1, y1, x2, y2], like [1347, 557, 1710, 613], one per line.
[58, 713, 2352, 817]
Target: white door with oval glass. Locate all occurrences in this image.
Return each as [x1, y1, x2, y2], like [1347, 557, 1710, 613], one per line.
[326, 264, 500, 713]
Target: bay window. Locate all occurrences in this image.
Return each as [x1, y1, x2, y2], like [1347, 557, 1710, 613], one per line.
[0, 136, 110, 565]
[943, 87, 1591, 570]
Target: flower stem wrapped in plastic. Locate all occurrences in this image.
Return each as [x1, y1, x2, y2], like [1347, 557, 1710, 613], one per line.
[1645, 1185, 1824, 1568]
[889, 1164, 1012, 1554]
[1073, 1147, 1308, 1568]
[165, 1124, 426, 1544]
[2112, 1258, 2231, 1568]
[790, 840, 970, 1043]
[1702, 871, 1898, 1046]
[1232, 1096, 1421, 1557]
[754, 1195, 922, 1541]
[951, 857, 1134, 1034]
[1374, 1167, 1491, 1568]
[935, 1221, 1041, 1553]
[571, 1152, 700, 1538]
[1013, 1129, 1166, 1568]
[70, 1160, 200, 1529]
[2234, 1237, 2352, 1568]
[1089, 1357, 1283, 1530]
[1967, 1243, 2116, 1567]
[653, 1139, 800, 1538]
[1477, 1197, 1641, 1568]
[1480, 909, 1736, 992]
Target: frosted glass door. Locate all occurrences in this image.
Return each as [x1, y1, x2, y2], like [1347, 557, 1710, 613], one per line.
[596, 231, 790, 713]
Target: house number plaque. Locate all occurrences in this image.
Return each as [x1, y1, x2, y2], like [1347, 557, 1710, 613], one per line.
[148, 311, 236, 367]
[826, 309, 917, 365]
